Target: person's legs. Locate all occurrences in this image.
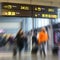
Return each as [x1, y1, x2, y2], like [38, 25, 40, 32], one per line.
[18, 47, 22, 59]
[19, 47, 22, 56]
[25, 42, 28, 52]
[40, 48, 42, 56]
[13, 43, 17, 57]
[42, 43, 46, 56]
[39, 44, 42, 56]
[19, 45, 24, 56]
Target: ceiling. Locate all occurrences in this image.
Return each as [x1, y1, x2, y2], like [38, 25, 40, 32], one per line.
[0, 0, 60, 8]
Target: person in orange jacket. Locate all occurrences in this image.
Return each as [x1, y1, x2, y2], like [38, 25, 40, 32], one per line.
[37, 27, 48, 56]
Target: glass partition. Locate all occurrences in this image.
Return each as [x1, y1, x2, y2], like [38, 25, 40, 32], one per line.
[33, 18, 50, 29]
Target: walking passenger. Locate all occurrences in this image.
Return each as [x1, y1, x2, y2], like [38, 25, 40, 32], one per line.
[31, 32, 38, 54]
[15, 29, 24, 56]
[37, 27, 48, 56]
[32, 32, 37, 47]
[24, 35, 28, 52]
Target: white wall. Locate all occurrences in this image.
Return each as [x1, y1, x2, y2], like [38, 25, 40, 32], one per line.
[0, 17, 22, 36]
[0, 22, 20, 29]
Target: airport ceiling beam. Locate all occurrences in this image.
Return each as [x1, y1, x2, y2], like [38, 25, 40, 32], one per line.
[0, 0, 60, 7]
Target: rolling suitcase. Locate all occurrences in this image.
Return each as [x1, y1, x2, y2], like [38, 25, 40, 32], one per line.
[13, 45, 17, 56]
[13, 39, 17, 56]
[31, 44, 38, 54]
[52, 46, 58, 55]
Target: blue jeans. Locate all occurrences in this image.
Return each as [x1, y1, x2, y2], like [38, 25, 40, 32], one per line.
[39, 42, 46, 56]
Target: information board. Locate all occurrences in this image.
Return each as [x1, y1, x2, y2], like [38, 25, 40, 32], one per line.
[1, 2, 58, 19]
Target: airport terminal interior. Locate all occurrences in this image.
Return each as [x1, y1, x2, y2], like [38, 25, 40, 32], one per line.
[0, 0, 60, 60]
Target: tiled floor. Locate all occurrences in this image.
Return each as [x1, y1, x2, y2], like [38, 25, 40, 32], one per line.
[0, 51, 60, 60]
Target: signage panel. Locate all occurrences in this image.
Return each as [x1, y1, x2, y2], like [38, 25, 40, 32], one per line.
[1, 2, 58, 19]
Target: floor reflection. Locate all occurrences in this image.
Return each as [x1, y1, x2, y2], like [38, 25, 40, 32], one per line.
[0, 51, 60, 60]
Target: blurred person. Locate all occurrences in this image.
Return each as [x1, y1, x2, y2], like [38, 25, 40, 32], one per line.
[15, 29, 24, 56]
[8, 34, 14, 45]
[7, 34, 14, 50]
[37, 27, 48, 56]
[31, 31, 38, 54]
[32, 32, 38, 46]
[13, 38, 17, 57]
[1, 34, 9, 46]
[24, 34, 28, 52]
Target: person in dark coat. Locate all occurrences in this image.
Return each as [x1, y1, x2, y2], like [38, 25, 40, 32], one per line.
[15, 29, 24, 56]
[31, 32, 38, 54]
[32, 32, 37, 46]
[24, 35, 28, 52]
